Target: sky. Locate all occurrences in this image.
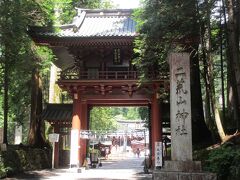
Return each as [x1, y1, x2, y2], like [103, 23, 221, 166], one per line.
[111, 0, 140, 9]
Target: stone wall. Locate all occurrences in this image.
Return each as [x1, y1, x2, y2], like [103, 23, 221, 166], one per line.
[153, 161, 216, 180]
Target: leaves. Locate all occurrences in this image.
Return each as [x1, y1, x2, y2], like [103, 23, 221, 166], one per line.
[204, 145, 240, 179]
[90, 107, 149, 132]
[90, 107, 118, 132]
[133, 0, 199, 83]
[0, 0, 54, 143]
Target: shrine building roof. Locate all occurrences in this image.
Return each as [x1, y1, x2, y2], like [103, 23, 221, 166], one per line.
[29, 9, 137, 44]
[42, 104, 72, 125]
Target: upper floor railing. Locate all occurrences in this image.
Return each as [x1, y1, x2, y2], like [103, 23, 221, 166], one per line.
[59, 68, 168, 81]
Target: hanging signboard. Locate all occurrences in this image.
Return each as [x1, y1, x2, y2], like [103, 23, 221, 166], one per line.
[49, 133, 59, 143]
[155, 141, 163, 167]
[80, 131, 89, 139]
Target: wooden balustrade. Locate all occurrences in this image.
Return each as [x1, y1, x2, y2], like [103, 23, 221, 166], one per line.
[59, 70, 139, 80]
[59, 70, 168, 81]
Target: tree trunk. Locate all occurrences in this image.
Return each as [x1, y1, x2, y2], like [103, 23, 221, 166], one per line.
[202, 0, 226, 141]
[190, 52, 212, 144]
[188, 0, 212, 145]
[201, 47, 215, 135]
[3, 58, 9, 144]
[28, 66, 46, 147]
[219, 7, 226, 124]
[225, 0, 240, 130]
[208, 48, 225, 141]
[200, 22, 213, 132]
[2, 1, 10, 145]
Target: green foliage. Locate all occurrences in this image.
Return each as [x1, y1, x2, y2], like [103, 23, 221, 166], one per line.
[194, 144, 240, 180]
[111, 107, 149, 121]
[204, 145, 240, 180]
[125, 107, 141, 120]
[0, 0, 54, 144]
[0, 160, 7, 178]
[90, 107, 118, 131]
[133, 0, 199, 82]
[138, 106, 149, 120]
[100, 0, 116, 9]
[0, 95, 3, 124]
[44, 0, 115, 25]
[138, 106, 149, 127]
[76, 0, 115, 9]
[90, 107, 149, 132]
[112, 107, 142, 120]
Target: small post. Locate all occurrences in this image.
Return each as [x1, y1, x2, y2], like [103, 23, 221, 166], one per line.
[49, 133, 59, 169]
[52, 142, 55, 169]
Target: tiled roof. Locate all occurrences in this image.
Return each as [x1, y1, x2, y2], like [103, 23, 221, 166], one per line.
[37, 9, 137, 38]
[42, 104, 72, 122]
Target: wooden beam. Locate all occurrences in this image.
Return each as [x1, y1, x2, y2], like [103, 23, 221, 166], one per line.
[86, 99, 150, 106]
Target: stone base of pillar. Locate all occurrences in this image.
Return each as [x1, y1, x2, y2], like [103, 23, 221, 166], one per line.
[153, 161, 217, 180]
[161, 161, 202, 172]
[69, 167, 86, 173]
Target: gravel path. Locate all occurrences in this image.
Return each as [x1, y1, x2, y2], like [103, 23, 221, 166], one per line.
[4, 156, 152, 180]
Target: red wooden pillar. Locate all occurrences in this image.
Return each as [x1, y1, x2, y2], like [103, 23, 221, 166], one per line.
[70, 93, 81, 167]
[53, 125, 60, 168]
[80, 102, 88, 165]
[151, 92, 162, 167]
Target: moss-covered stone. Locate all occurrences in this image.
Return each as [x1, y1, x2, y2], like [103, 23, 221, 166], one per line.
[0, 145, 51, 178]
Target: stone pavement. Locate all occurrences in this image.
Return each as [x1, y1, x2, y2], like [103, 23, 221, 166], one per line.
[5, 154, 152, 180]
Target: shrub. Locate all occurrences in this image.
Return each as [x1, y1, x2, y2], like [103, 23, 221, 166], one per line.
[196, 144, 240, 180]
[0, 145, 51, 178]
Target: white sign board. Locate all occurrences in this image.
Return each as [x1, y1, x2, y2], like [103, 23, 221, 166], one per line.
[49, 133, 59, 143]
[15, 125, 22, 144]
[155, 141, 163, 167]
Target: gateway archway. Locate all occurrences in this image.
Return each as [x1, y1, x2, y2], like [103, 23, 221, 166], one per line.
[43, 100, 169, 168]
[30, 9, 169, 168]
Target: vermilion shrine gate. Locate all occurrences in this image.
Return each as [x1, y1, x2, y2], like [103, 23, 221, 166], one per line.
[29, 9, 169, 168]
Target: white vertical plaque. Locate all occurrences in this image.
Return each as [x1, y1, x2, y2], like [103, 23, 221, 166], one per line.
[169, 53, 192, 161]
[155, 141, 163, 167]
[15, 125, 22, 144]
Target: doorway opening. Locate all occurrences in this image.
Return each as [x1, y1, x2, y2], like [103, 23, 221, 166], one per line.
[87, 106, 150, 168]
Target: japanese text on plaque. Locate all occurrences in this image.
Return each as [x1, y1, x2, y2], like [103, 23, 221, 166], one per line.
[175, 67, 189, 136]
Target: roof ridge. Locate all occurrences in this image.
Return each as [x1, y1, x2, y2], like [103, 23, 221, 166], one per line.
[72, 10, 86, 33]
[76, 8, 133, 12]
[76, 8, 133, 17]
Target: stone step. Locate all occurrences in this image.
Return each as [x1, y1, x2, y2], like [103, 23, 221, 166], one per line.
[153, 171, 217, 180]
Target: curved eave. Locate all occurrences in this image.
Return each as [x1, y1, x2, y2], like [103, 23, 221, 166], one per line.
[30, 34, 136, 47]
